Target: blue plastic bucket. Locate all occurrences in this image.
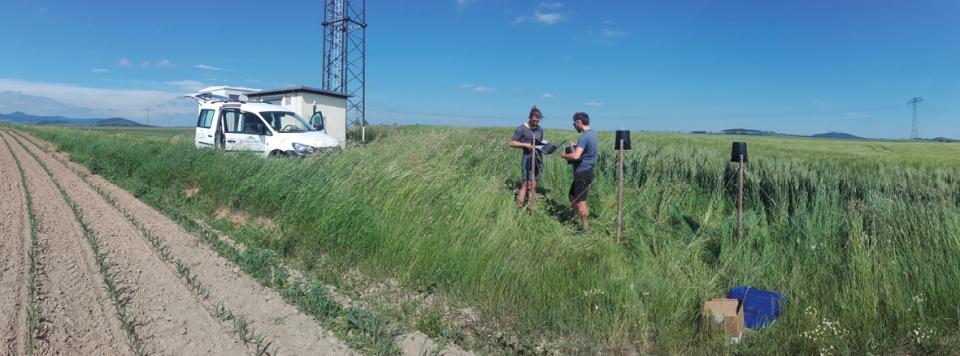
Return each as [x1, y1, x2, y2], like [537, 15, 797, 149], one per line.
[728, 286, 782, 329]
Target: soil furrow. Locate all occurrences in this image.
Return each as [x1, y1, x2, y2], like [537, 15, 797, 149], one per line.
[0, 131, 29, 356]
[14, 131, 355, 355]
[12, 132, 250, 355]
[0, 132, 131, 356]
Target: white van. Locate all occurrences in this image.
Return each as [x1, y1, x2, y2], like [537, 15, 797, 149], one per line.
[188, 93, 340, 156]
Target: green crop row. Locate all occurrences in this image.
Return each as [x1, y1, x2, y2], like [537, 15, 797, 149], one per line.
[0, 133, 40, 356]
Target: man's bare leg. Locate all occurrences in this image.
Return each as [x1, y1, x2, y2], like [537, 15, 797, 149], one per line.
[518, 180, 530, 206]
[576, 201, 589, 232]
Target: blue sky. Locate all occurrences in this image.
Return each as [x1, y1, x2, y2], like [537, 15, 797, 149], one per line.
[0, 0, 957, 138]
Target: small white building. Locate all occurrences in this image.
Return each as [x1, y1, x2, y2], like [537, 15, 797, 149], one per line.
[246, 86, 350, 147]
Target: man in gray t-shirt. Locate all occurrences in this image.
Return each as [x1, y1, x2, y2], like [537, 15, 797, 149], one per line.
[509, 106, 544, 207]
[561, 112, 597, 233]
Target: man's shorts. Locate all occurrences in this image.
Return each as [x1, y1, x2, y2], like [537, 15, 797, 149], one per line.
[569, 169, 593, 203]
[520, 155, 543, 181]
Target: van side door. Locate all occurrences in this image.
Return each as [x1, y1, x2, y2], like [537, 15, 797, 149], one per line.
[310, 111, 326, 132]
[222, 110, 268, 153]
[195, 108, 217, 148]
[237, 111, 268, 153]
[220, 109, 244, 151]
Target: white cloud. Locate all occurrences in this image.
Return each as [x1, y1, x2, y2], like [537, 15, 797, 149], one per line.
[512, 3, 566, 26]
[813, 98, 831, 106]
[457, 83, 495, 93]
[194, 64, 224, 71]
[116, 58, 179, 70]
[542, 93, 557, 100]
[0, 78, 196, 118]
[0, 90, 99, 117]
[585, 100, 603, 107]
[602, 29, 629, 38]
[847, 112, 871, 118]
[455, 0, 477, 10]
[533, 10, 565, 25]
[90, 68, 110, 73]
[161, 80, 208, 92]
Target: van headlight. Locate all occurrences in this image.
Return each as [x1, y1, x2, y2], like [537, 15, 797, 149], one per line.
[292, 143, 316, 155]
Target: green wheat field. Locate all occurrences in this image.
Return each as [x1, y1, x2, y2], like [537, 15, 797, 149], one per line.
[15, 124, 960, 354]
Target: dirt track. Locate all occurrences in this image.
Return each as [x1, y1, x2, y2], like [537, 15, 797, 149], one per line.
[0, 129, 354, 355]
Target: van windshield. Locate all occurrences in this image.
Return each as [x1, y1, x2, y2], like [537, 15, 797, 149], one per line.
[260, 111, 314, 133]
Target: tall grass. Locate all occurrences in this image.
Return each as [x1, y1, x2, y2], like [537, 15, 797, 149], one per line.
[19, 124, 960, 353]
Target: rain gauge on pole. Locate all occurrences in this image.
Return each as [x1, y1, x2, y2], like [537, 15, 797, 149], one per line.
[615, 130, 631, 242]
[731, 142, 748, 238]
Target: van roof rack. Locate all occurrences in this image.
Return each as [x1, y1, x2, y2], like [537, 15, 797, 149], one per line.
[184, 92, 246, 104]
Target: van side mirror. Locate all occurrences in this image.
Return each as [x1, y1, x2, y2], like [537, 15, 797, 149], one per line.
[310, 112, 325, 131]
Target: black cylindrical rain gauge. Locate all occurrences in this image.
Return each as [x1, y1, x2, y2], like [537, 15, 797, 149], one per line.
[615, 130, 632, 150]
[730, 142, 748, 162]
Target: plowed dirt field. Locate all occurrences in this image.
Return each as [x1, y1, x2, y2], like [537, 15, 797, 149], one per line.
[0, 129, 354, 355]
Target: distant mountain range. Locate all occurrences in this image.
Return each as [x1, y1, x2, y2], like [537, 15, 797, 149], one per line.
[0, 111, 150, 127]
[721, 128, 863, 139]
[693, 128, 956, 141]
[809, 132, 863, 140]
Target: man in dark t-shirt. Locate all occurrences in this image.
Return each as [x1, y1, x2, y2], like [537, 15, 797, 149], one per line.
[561, 112, 597, 233]
[509, 106, 544, 207]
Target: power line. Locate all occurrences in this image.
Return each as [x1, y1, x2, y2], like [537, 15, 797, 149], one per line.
[907, 97, 923, 140]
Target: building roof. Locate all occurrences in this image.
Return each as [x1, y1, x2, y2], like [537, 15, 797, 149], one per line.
[247, 86, 350, 99]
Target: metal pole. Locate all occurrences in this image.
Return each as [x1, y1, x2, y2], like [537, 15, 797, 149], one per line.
[360, 0, 366, 143]
[530, 137, 536, 208]
[617, 139, 624, 242]
[339, 1, 347, 95]
[322, 0, 329, 89]
[737, 154, 744, 239]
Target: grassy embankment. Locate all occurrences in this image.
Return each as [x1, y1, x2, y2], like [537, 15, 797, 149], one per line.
[17, 124, 960, 354]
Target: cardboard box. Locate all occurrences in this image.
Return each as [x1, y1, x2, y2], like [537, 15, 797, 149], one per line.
[703, 298, 745, 343]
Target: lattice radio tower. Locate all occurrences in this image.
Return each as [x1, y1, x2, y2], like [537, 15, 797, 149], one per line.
[322, 0, 367, 142]
[907, 97, 923, 140]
